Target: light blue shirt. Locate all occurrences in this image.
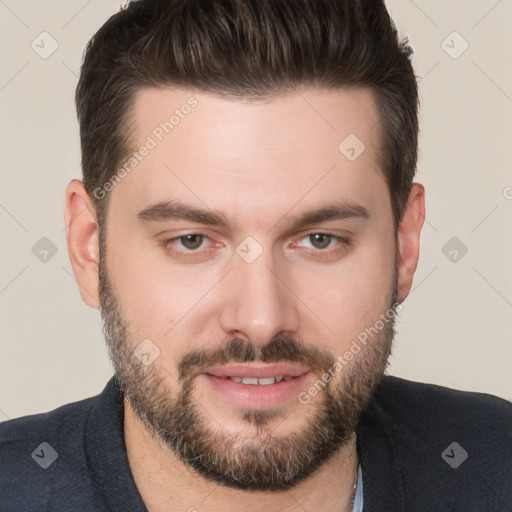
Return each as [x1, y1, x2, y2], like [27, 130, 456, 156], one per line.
[353, 464, 363, 512]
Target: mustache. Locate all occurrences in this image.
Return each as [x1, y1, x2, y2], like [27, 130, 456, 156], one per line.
[178, 336, 335, 382]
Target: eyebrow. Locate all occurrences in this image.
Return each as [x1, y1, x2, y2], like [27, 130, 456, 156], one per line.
[137, 200, 369, 230]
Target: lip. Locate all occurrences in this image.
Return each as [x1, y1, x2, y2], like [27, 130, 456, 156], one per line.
[200, 364, 313, 410]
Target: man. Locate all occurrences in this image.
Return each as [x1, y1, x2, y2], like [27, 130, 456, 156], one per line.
[1, 0, 511, 510]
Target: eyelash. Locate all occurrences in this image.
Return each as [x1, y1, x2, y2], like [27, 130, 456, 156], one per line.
[162, 233, 351, 260]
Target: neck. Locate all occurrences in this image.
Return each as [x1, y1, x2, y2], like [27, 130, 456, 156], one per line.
[124, 401, 358, 512]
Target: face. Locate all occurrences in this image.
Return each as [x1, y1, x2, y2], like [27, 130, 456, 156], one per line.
[99, 86, 399, 490]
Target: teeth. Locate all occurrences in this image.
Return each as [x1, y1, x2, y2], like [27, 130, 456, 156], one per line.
[257, 377, 277, 385]
[228, 376, 286, 385]
[241, 377, 259, 385]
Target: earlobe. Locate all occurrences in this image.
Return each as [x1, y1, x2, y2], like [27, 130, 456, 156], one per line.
[396, 183, 425, 303]
[64, 180, 101, 309]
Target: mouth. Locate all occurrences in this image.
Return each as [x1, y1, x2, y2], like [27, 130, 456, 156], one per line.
[200, 364, 312, 409]
[223, 375, 294, 385]
[203, 363, 310, 379]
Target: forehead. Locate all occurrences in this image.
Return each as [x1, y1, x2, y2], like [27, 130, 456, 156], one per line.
[110, 86, 388, 230]
[129, 85, 381, 160]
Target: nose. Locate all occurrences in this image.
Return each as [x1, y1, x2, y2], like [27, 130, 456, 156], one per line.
[219, 246, 301, 347]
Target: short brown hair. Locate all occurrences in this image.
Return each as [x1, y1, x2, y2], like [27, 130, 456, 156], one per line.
[76, 0, 418, 230]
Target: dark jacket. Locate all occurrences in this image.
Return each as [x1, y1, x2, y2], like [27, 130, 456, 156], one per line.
[1, 376, 511, 511]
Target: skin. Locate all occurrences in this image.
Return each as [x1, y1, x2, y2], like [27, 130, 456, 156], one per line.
[64, 86, 425, 511]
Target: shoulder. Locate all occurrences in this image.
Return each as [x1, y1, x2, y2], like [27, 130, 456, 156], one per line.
[0, 394, 102, 512]
[0, 394, 97, 443]
[0, 394, 98, 464]
[375, 375, 512, 430]
[370, 376, 512, 460]
[360, 376, 512, 510]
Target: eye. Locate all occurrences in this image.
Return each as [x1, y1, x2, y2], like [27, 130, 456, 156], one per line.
[298, 233, 348, 250]
[290, 232, 351, 258]
[177, 234, 207, 250]
[163, 234, 216, 258]
[306, 233, 335, 250]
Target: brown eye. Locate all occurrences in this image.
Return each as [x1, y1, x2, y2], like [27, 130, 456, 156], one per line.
[179, 234, 204, 250]
[163, 233, 222, 261]
[309, 233, 332, 249]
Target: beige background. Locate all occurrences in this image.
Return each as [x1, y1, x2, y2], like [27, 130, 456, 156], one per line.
[0, 0, 511, 422]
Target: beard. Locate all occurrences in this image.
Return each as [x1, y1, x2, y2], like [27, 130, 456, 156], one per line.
[99, 259, 397, 492]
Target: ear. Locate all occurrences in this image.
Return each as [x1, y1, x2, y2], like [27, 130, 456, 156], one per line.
[396, 183, 425, 303]
[63, 180, 100, 308]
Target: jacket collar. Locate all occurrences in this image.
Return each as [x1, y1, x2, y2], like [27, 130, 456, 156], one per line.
[85, 376, 147, 511]
[356, 387, 406, 511]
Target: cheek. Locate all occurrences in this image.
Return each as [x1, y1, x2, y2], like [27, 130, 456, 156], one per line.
[104, 233, 178, 338]
[112, 268, 204, 339]
[106, 236, 226, 356]
[291, 241, 396, 352]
